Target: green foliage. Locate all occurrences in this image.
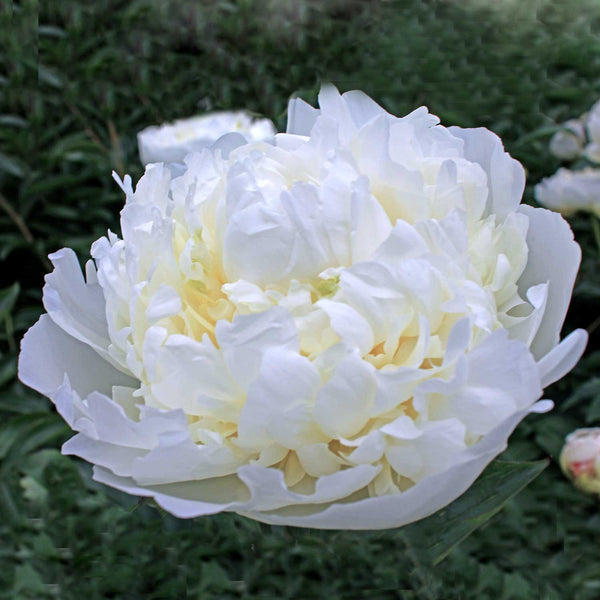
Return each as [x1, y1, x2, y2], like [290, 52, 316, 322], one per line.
[403, 459, 548, 565]
[1, 0, 600, 597]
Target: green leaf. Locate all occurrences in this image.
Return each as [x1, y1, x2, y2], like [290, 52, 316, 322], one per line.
[38, 25, 67, 38]
[11, 563, 48, 596]
[0, 282, 20, 320]
[561, 377, 600, 412]
[402, 459, 548, 565]
[0, 413, 69, 472]
[0, 115, 28, 128]
[0, 355, 17, 387]
[0, 152, 25, 178]
[586, 395, 600, 424]
[534, 414, 580, 458]
[199, 561, 232, 593]
[38, 64, 63, 88]
[20, 474, 49, 506]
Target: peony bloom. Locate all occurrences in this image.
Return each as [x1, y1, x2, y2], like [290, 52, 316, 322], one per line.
[560, 429, 600, 495]
[534, 167, 600, 217]
[19, 86, 587, 529]
[137, 110, 276, 166]
[549, 119, 585, 162]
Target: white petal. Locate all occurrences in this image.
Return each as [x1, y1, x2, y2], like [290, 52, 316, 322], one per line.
[43, 248, 113, 360]
[63, 435, 147, 476]
[222, 202, 294, 286]
[342, 89, 389, 127]
[75, 391, 188, 447]
[215, 307, 298, 389]
[296, 444, 344, 477]
[346, 431, 386, 464]
[237, 348, 323, 450]
[317, 84, 357, 141]
[145, 284, 182, 323]
[385, 444, 423, 479]
[372, 219, 430, 264]
[18, 315, 136, 399]
[243, 404, 533, 529]
[380, 415, 422, 439]
[449, 126, 525, 220]
[147, 333, 242, 417]
[314, 354, 376, 438]
[236, 463, 379, 511]
[517, 205, 581, 359]
[93, 466, 249, 517]
[464, 330, 542, 410]
[537, 328, 588, 388]
[286, 97, 320, 135]
[131, 435, 244, 485]
[317, 298, 374, 356]
[502, 283, 548, 347]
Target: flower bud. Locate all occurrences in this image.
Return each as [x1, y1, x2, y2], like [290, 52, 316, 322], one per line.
[560, 428, 600, 495]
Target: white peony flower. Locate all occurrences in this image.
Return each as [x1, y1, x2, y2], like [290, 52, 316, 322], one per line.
[584, 100, 600, 165]
[549, 119, 585, 161]
[137, 110, 276, 166]
[19, 86, 587, 529]
[560, 428, 600, 495]
[534, 167, 600, 217]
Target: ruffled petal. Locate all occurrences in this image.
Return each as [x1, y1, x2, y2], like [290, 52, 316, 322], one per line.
[537, 328, 588, 388]
[241, 404, 534, 529]
[517, 205, 581, 359]
[449, 126, 525, 221]
[18, 315, 137, 399]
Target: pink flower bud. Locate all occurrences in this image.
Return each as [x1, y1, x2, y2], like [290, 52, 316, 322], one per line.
[560, 428, 600, 495]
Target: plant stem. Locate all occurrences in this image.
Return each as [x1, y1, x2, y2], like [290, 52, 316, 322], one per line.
[0, 191, 51, 270]
[591, 214, 600, 258]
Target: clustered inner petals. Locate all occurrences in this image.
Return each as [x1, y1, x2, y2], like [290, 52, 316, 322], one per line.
[88, 95, 542, 497]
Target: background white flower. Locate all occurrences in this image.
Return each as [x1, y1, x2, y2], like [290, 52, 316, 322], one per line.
[19, 86, 587, 529]
[534, 167, 600, 217]
[584, 100, 600, 164]
[137, 110, 276, 166]
[549, 119, 585, 161]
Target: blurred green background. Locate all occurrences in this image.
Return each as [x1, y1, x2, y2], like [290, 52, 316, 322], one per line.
[2, 0, 600, 597]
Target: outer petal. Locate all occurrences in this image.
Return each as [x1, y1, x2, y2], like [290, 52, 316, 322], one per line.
[130, 436, 245, 485]
[43, 248, 114, 362]
[18, 315, 137, 399]
[517, 205, 581, 359]
[537, 328, 588, 388]
[93, 466, 250, 517]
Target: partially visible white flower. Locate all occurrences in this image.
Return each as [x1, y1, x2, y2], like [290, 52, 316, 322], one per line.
[584, 100, 600, 165]
[137, 111, 276, 166]
[549, 119, 585, 161]
[560, 428, 600, 495]
[19, 85, 587, 530]
[535, 167, 600, 217]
